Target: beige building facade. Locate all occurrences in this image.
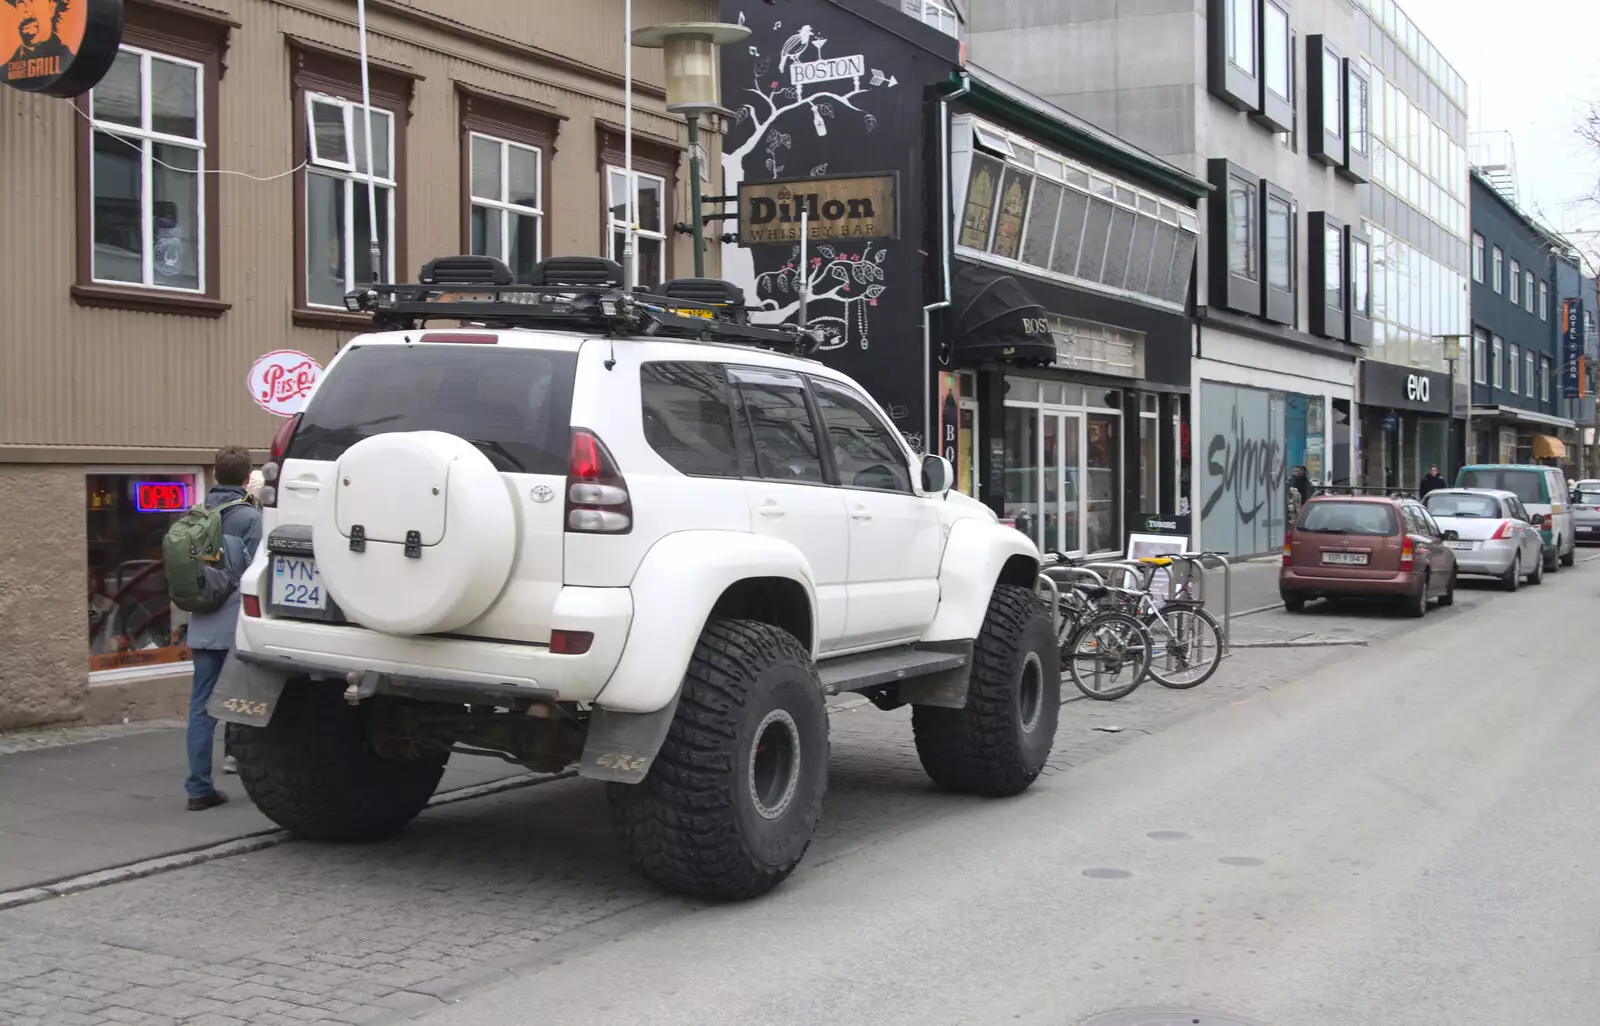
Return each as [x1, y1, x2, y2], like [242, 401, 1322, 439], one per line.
[0, 0, 719, 728]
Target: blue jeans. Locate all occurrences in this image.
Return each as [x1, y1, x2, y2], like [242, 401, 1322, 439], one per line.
[187, 649, 228, 799]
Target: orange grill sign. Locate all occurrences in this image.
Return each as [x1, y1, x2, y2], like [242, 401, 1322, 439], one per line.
[2, 0, 124, 98]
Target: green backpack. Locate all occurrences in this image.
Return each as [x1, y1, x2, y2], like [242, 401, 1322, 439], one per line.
[163, 498, 252, 614]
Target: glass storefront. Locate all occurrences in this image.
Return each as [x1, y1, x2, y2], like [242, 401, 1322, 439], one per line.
[87, 472, 198, 672]
[1001, 378, 1123, 555]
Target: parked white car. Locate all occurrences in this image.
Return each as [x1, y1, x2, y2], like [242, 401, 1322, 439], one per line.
[1422, 487, 1544, 590]
[208, 255, 1058, 901]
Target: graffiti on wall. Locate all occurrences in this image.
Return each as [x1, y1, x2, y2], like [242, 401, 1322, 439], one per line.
[1199, 383, 1286, 555]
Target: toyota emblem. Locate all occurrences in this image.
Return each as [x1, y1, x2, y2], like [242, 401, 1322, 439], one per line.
[531, 485, 555, 504]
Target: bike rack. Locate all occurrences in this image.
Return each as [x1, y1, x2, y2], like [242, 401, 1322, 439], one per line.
[1171, 552, 1232, 654]
[1035, 573, 1061, 636]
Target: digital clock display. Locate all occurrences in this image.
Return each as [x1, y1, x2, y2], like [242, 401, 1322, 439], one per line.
[135, 481, 190, 512]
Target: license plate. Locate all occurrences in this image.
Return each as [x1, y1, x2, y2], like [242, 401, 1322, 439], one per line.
[671, 306, 715, 319]
[271, 555, 326, 611]
[1446, 540, 1473, 550]
[1580, 526, 1595, 533]
[1321, 551, 1368, 565]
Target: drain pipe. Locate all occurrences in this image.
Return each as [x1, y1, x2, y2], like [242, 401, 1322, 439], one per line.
[922, 70, 972, 451]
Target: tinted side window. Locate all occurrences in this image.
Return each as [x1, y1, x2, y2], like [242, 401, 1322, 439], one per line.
[808, 378, 913, 494]
[1399, 505, 1425, 535]
[728, 367, 825, 484]
[286, 344, 577, 474]
[1417, 507, 1443, 536]
[639, 362, 740, 478]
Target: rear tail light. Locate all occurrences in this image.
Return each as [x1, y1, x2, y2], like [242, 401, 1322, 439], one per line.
[242, 593, 262, 618]
[565, 429, 632, 534]
[1281, 531, 1293, 566]
[550, 629, 593, 655]
[1491, 520, 1514, 540]
[259, 414, 302, 508]
[1400, 539, 1415, 571]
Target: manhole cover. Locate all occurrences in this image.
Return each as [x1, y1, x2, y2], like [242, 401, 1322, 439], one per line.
[1081, 1011, 1266, 1026]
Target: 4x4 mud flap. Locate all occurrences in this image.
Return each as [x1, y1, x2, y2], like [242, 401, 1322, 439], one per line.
[206, 652, 289, 727]
[578, 698, 680, 784]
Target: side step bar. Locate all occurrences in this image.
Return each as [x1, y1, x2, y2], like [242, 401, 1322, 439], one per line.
[816, 643, 972, 709]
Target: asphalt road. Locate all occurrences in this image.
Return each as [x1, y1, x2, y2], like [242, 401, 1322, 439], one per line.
[425, 559, 1600, 1026]
[3, 557, 1596, 1026]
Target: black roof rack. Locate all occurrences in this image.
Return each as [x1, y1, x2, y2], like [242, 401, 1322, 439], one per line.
[345, 255, 821, 356]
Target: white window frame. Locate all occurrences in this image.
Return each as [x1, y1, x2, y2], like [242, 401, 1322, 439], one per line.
[1491, 246, 1503, 294]
[88, 44, 207, 294]
[605, 165, 667, 280]
[1509, 343, 1519, 394]
[1491, 334, 1503, 389]
[304, 91, 397, 307]
[1473, 328, 1487, 384]
[1540, 356, 1551, 401]
[1526, 349, 1535, 396]
[1524, 270, 1535, 313]
[1538, 280, 1549, 321]
[1471, 232, 1484, 283]
[467, 131, 543, 272]
[1509, 259, 1520, 305]
[919, 0, 959, 38]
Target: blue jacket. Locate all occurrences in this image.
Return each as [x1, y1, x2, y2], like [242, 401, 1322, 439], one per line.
[186, 485, 263, 651]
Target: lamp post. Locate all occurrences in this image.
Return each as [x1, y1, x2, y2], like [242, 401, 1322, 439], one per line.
[632, 22, 749, 279]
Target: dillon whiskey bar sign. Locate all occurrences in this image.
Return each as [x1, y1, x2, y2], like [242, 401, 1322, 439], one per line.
[738, 172, 897, 246]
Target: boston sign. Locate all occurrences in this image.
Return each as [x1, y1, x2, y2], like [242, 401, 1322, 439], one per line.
[738, 173, 897, 246]
[3, 0, 124, 97]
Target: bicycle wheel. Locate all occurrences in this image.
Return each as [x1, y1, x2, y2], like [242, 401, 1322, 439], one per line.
[1065, 611, 1152, 701]
[1142, 605, 1223, 689]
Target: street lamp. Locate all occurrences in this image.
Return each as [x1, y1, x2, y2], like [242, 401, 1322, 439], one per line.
[632, 21, 749, 279]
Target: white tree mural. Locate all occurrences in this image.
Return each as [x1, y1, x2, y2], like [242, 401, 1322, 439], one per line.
[720, 9, 894, 346]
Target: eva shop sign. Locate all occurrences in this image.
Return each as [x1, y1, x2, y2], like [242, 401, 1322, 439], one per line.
[248, 350, 323, 417]
[1360, 360, 1451, 415]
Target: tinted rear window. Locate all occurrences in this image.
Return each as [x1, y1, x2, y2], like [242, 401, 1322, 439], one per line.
[286, 344, 577, 474]
[1298, 502, 1397, 536]
[1425, 493, 1502, 518]
[1578, 489, 1600, 505]
[1458, 469, 1545, 504]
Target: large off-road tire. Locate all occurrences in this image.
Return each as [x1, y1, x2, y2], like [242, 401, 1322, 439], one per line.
[607, 620, 828, 901]
[912, 585, 1060, 797]
[226, 684, 447, 842]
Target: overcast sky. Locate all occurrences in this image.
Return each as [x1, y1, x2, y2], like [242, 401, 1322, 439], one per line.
[1401, 0, 1600, 246]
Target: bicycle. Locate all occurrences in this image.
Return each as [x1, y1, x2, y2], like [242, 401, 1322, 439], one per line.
[1126, 553, 1226, 690]
[1040, 552, 1153, 701]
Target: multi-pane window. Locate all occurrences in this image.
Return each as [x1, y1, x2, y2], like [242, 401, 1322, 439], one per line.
[917, 0, 958, 38]
[1538, 280, 1549, 321]
[606, 167, 666, 288]
[1509, 260, 1520, 304]
[1228, 175, 1258, 281]
[1227, 0, 1256, 74]
[89, 46, 205, 292]
[1491, 334, 1503, 388]
[304, 93, 396, 307]
[1263, 2, 1290, 101]
[1473, 328, 1487, 384]
[1324, 222, 1343, 310]
[468, 133, 542, 281]
[1523, 271, 1535, 313]
[1471, 233, 1484, 282]
[1509, 344, 1519, 393]
[1492, 246, 1503, 294]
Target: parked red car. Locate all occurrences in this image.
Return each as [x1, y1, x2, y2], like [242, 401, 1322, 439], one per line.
[1280, 494, 1459, 617]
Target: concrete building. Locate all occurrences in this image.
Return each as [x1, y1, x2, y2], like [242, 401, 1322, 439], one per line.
[1345, 0, 1470, 490]
[0, 0, 717, 729]
[970, 0, 1370, 556]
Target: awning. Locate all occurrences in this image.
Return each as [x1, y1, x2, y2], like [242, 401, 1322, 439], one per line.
[947, 263, 1056, 366]
[1533, 434, 1567, 459]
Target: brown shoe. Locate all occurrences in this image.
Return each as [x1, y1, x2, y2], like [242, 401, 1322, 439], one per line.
[186, 790, 230, 811]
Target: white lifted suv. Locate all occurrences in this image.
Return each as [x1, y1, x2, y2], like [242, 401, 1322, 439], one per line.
[210, 255, 1058, 900]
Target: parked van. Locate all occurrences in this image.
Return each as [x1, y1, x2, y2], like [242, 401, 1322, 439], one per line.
[1454, 464, 1574, 571]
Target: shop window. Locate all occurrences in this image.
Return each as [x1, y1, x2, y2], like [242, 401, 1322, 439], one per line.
[87, 473, 199, 672]
[1492, 334, 1503, 389]
[1471, 233, 1484, 282]
[959, 153, 1002, 250]
[1254, 0, 1293, 133]
[1509, 260, 1520, 305]
[1307, 35, 1344, 167]
[1346, 226, 1372, 346]
[990, 165, 1033, 262]
[292, 44, 411, 324]
[598, 126, 679, 288]
[76, 4, 231, 317]
[1086, 414, 1122, 555]
[1341, 58, 1371, 182]
[1208, 0, 1259, 112]
[606, 167, 667, 288]
[1538, 280, 1548, 321]
[1261, 180, 1295, 325]
[1473, 327, 1487, 384]
[1308, 211, 1346, 339]
[1021, 179, 1063, 268]
[1491, 246, 1503, 294]
[1207, 159, 1262, 316]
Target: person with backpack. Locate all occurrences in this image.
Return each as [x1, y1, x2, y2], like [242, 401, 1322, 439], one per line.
[165, 446, 262, 811]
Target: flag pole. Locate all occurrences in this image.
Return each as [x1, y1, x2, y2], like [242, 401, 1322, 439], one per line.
[356, 0, 382, 284]
[623, 0, 637, 290]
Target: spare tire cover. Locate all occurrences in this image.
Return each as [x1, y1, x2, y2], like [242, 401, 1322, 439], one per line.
[313, 431, 516, 636]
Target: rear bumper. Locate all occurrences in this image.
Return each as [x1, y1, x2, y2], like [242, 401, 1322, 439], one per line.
[233, 585, 632, 704]
[1279, 567, 1421, 597]
[1450, 541, 1518, 576]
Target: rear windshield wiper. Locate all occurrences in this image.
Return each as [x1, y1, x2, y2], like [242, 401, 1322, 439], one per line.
[463, 437, 527, 473]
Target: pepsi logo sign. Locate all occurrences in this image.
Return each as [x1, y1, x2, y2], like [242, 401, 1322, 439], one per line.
[248, 350, 323, 417]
